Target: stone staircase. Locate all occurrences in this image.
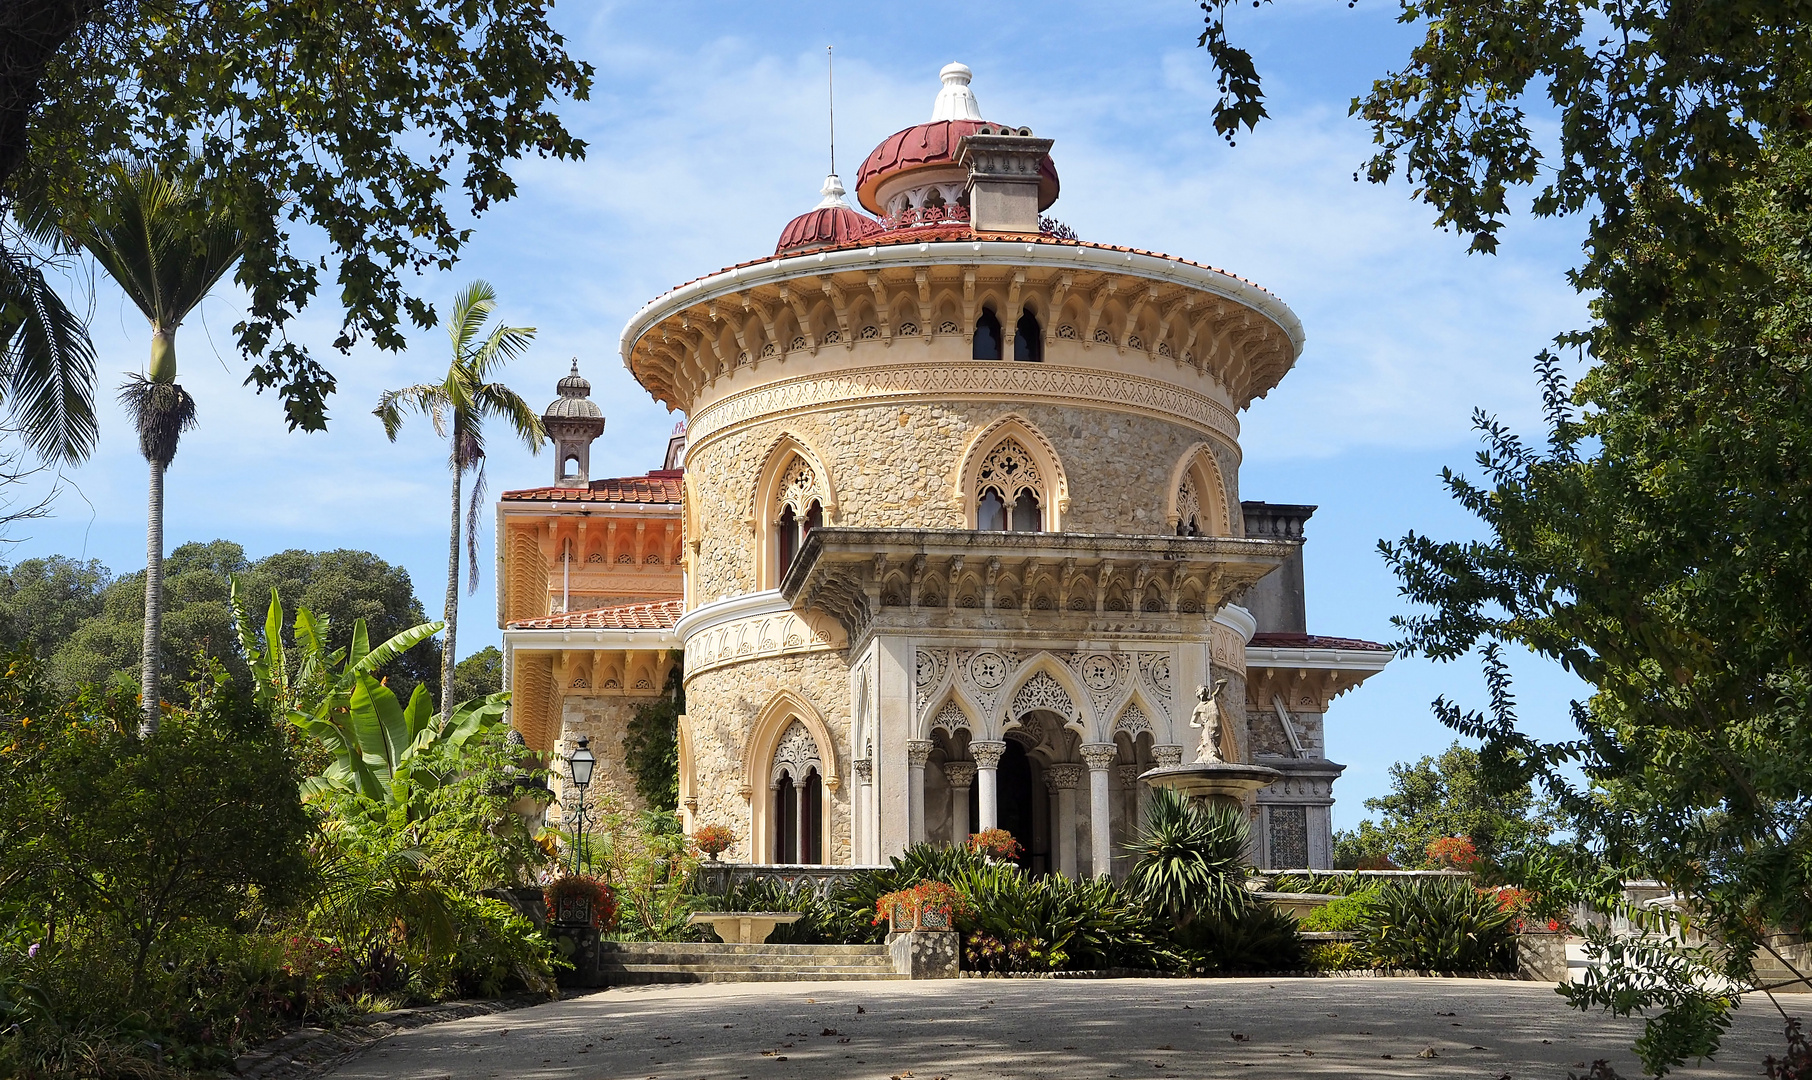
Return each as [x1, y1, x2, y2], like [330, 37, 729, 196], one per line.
[595, 941, 907, 984]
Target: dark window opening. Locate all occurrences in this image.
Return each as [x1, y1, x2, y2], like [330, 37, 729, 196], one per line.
[1012, 490, 1043, 532]
[802, 771, 823, 863]
[1014, 310, 1043, 362]
[923, 187, 946, 210]
[774, 775, 796, 863]
[1177, 514, 1200, 537]
[978, 488, 1006, 531]
[778, 505, 798, 580]
[804, 499, 822, 537]
[973, 309, 1003, 360]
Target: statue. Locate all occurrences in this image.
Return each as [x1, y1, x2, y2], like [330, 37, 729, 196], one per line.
[1189, 679, 1229, 764]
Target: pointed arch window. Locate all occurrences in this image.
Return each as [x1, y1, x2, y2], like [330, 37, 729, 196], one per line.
[771, 720, 825, 864]
[975, 438, 1045, 533]
[1176, 475, 1202, 537]
[1014, 309, 1043, 362]
[973, 308, 1003, 360]
[773, 453, 826, 582]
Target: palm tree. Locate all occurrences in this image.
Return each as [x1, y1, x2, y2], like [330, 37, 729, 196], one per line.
[52, 158, 245, 733]
[376, 281, 542, 714]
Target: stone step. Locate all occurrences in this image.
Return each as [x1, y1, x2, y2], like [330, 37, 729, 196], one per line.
[600, 967, 908, 984]
[600, 942, 888, 957]
[600, 958, 895, 973]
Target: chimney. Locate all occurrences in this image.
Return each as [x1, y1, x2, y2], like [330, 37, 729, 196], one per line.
[1239, 502, 1316, 634]
[958, 124, 1055, 234]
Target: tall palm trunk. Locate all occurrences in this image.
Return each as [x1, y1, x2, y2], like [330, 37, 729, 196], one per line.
[442, 464, 461, 714]
[140, 459, 165, 734]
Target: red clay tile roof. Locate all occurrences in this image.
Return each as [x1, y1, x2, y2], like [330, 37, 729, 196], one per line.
[1248, 633, 1392, 652]
[508, 598, 683, 631]
[854, 119, 1058, 214]
[501, 469, 682, 504]
[777, 205, 884, 255]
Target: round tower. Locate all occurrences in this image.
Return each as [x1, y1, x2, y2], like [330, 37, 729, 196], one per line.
[621, 64, 1311, 873]
[544, 360, 606, 485]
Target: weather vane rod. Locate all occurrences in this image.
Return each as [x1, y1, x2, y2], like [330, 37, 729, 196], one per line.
[827, 45, 836, 176]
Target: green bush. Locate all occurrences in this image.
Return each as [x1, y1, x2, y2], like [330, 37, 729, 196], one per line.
[1125, 789, 1248, 927]
[1298, 889, 1380, 932]
[1170, 903, 1306, 973]
[1357, 880, 1518, 972]
[1303, 940, 1364, 971]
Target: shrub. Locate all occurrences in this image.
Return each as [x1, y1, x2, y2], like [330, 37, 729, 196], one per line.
[1304, 940, 1364, 971]
[1357, 880, 1518, 972]
[1298, 889, 1380, 932]
[966, 828, 1022, 860]
[1170, 903, 1306, 973]
[1125, 788, 1248, 928]
[1425, 836, 1483, 871]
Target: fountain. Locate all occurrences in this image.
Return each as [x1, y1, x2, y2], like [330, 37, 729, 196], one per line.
[1139, 680, 1280, 809]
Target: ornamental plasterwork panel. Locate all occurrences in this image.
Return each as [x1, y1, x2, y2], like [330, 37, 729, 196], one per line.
[776, 453, 824, 515]
[1209, 621, 1247, 675]
[1062, 651, 1131, 718]
[930, 699, 971, 735]
[771, 720, 822, 785]
[975, 439, 1044, 500]
[1114, 701, 1152, 738]
[686, 363, 1240, 451]
[1009, 670, 1076, 722]
[684, 610, 846, 677]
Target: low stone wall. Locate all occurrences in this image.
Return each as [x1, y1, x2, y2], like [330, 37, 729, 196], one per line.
[1516, 932, 1569, 983]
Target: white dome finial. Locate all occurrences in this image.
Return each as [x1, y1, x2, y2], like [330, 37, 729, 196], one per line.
[815, 173, 852, 210]
[931, 62, 982, 122]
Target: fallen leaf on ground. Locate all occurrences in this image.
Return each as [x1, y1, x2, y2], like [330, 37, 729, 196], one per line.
[1418, 1047, 1439, 1059]
[1230, 1033, 1249, 1042]
[856, 1006, 866, 1014]
[821, 1029, 838, 1036]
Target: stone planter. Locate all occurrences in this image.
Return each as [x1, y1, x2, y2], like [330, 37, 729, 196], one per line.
[550, 924, 602, 988]
[888, 930, 959, 979]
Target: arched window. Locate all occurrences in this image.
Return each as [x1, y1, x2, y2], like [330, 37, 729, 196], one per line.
[1176, 475, 1202, 536]
[973, 308, 1003, 360]
[975, 438, 1045, 533]
[771, 720, 824, 864]
[772, 453, 826, 582]
[1014, 309, 1043, 362]
[561, 454, 581, 480]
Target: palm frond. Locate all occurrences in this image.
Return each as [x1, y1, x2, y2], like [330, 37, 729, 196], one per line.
[0, 249, 98, 463]
[466, 457, 486, 594]
[116, 374, 196, 466]
[476, 381, 545, 452]
[373, 383, 448, 441]
[448, 279, 498, 357]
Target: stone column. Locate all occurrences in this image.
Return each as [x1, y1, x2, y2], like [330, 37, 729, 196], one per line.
[794, 779, 809, 864]
[854, 758, 874, 863]
[1046, 763, 1084, 878]
[969, 740, 1007, 831]
[1119, 759, 1143, 824]
[943, 761, 977, 843]
[906, 740, 935, 845]
[1080, 743, 1119, 878]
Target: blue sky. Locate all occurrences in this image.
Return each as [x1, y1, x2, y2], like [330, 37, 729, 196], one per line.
[11, 1, 1593, 831]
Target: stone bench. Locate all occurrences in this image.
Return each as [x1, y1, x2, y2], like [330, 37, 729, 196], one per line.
[688, 912, 804, 944]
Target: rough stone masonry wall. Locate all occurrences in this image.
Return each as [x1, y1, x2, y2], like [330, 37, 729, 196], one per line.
[559, 692, 666, 818]
[685, 400, 1242, 604]
[683, 650, 852, 865]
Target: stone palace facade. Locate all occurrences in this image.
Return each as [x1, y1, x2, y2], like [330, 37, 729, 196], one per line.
[496, 64, 1390, 874]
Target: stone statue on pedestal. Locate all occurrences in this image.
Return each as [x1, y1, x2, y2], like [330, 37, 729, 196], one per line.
[1190, 679, 1230, 764]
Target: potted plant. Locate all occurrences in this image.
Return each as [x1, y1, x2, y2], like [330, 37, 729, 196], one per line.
[692, 824, 735, 862]
[966, 827, 1022, 862]
[874, 881, 969, 933]
[544, 874, 618, 929]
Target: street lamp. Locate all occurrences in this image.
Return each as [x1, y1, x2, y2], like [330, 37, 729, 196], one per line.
[567, 737, 596, 876]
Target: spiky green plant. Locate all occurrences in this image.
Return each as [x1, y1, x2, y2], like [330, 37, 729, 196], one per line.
[1125, 788, 1250, 927]
[375, 280, 542, 712]
[1357, 879, 1518, 973]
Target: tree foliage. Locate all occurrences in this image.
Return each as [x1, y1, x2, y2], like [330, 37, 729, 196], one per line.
[3, 0, 591, 435]
[1332, 740, 1556, 869]
[622, 656, 683, 813]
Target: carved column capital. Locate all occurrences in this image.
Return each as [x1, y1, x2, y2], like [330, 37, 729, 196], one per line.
[1046, 763, 1085, 789]
[1152, 744, 1185, 768]
[1079, 742, 1120, 771]
[968, 740, 1007, 770]
[853, 758, 874, 783]
[906, 739, 936, 768]
[942, 761, 978, 788]
[1117, 764, 1142, 787]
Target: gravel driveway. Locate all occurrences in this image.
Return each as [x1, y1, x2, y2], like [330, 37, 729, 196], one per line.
[325, 978, 1793, 1080]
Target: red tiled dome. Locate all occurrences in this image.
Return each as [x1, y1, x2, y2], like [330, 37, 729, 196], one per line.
[776, 204, 883, 255]
[854, 119, 1059, 215]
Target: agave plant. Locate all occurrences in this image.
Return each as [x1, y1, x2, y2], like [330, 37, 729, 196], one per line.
[230, 576, 506, 812]
[1125, 787, 1251, 928]
[1357, 879, 1519, 973]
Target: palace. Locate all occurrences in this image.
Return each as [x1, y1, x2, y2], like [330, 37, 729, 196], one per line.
[496, 63, 1390, 875]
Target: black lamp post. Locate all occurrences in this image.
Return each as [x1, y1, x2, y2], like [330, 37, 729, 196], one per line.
[567, 737, 595, 876]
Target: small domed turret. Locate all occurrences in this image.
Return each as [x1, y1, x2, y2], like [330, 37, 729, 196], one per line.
[776, 174, 883, 255]
[544, 360, 606, 485]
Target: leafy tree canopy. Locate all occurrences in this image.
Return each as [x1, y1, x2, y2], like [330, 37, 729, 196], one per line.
[4, 0, 592, 434]
[1332, 741, 1557, 870]
[3, 542, 439, 702]
[453, 645, 503, 706]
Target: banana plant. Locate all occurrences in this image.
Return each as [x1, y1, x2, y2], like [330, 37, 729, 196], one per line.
[230, 576, 509, 811]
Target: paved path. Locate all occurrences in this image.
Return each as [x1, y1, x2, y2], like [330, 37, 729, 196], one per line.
[327, 978, 1793, 1080]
